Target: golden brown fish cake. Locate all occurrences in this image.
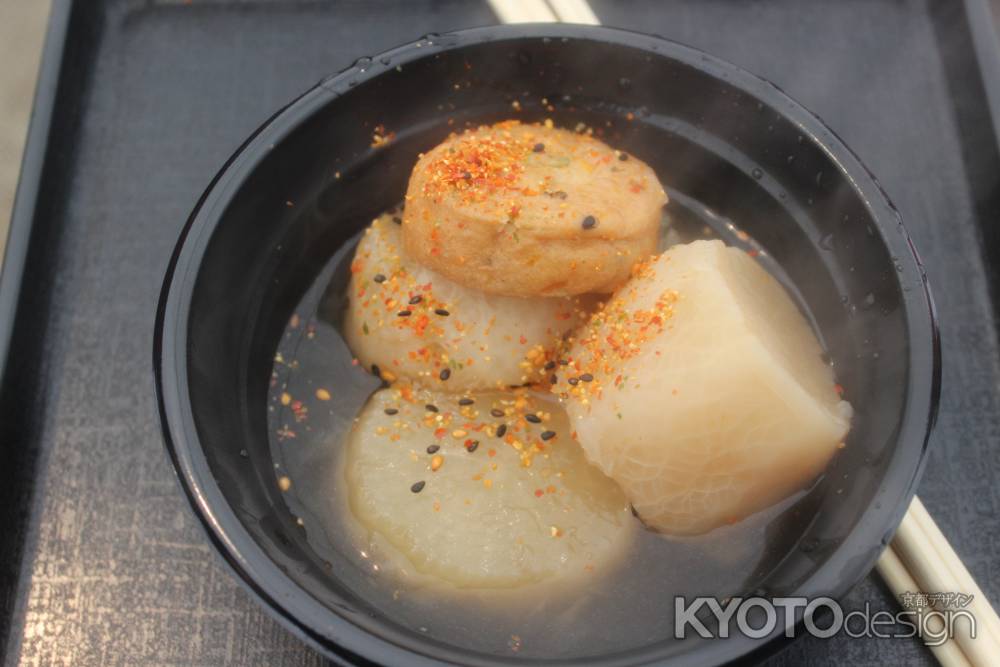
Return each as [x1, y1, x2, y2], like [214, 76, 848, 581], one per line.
[402, 121, 667, 297]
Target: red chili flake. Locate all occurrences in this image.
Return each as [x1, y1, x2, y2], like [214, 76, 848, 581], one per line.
[534, 489, 545, 498]
[412, 314, 430, 337]
[834, 384, 844, 395]
[434, 428, 447, 439]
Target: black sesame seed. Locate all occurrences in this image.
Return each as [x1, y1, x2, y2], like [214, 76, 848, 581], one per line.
[462, 170, 473, 181]
[558, 359, 569, 366]
[618, 152, 629, 161]
[580, 373, 594, 382]
[490, 408, 505, 418]
[426, 444, 440, 454]
[384, 408, 399, 416]
[409, 295, 423, 305]
[397, 310, 412, 317]
[371, 364, 381, 377]
[392, 216, 402, 225]
[434, 308, 450, 317]
[525, 414, 542, 424]
[540, 430, 556, 441]
[439, 368, 451, 381]
[581, 215, 598, 230]
[373, 273, 387, 283]
[425, 404, 439, 413]
[411, 481, 426, 493]
[496, 424, 508, 437]
[544, 361, 556, 370]
[533, 142, 545, 153]
[568, 377, 580, 386]
[630, 504, 639, 517]
[458, 398, 475, 406]
[550, 374, 558, 384]
[466, 440, 480, 453]
[551, 190, 568, 199]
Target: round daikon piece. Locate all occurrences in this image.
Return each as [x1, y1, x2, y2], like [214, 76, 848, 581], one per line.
[345, 212, 587, 390]
[345, 387, 635, 588]
[553, 240, 852, 536]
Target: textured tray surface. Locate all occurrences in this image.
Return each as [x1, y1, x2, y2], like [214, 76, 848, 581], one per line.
[5, 1, 999, 665]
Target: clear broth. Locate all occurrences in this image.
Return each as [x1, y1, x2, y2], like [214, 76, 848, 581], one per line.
[267, 193, 819, 659]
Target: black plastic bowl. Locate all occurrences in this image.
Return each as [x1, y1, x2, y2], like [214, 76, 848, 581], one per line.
[154, 24, 939, 666]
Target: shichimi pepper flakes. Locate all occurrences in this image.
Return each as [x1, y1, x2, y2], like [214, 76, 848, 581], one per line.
[553, 258, 679, 404]
[358, 385, 565, 471]
[349, 212, 584, 385]
[418, 121, 536, 202]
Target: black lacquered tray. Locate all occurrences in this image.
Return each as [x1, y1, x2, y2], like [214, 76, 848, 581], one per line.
[3, 1, 1000, 664]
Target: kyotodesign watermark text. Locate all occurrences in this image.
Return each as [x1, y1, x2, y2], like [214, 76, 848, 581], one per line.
[675, 594, 976, 645]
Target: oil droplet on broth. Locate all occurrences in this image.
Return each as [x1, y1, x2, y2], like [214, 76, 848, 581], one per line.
[265, 197, 827, 658]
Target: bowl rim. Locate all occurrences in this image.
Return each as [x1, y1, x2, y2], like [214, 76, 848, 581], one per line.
[154, 22, 941, 667]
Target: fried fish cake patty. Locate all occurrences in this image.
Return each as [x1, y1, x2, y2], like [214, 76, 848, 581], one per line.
[402, 121, 667, 297]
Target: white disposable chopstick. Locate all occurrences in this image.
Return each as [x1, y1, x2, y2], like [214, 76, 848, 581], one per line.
[879, 497, 1000, 666]
[486, 0, 598, 25]
[486, 0, 557, 23]
[545, 0, 600, 24]
[486, 0, 1000, 664]
[876, 545, 973, 667]
[905, 497, 1000, 647]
